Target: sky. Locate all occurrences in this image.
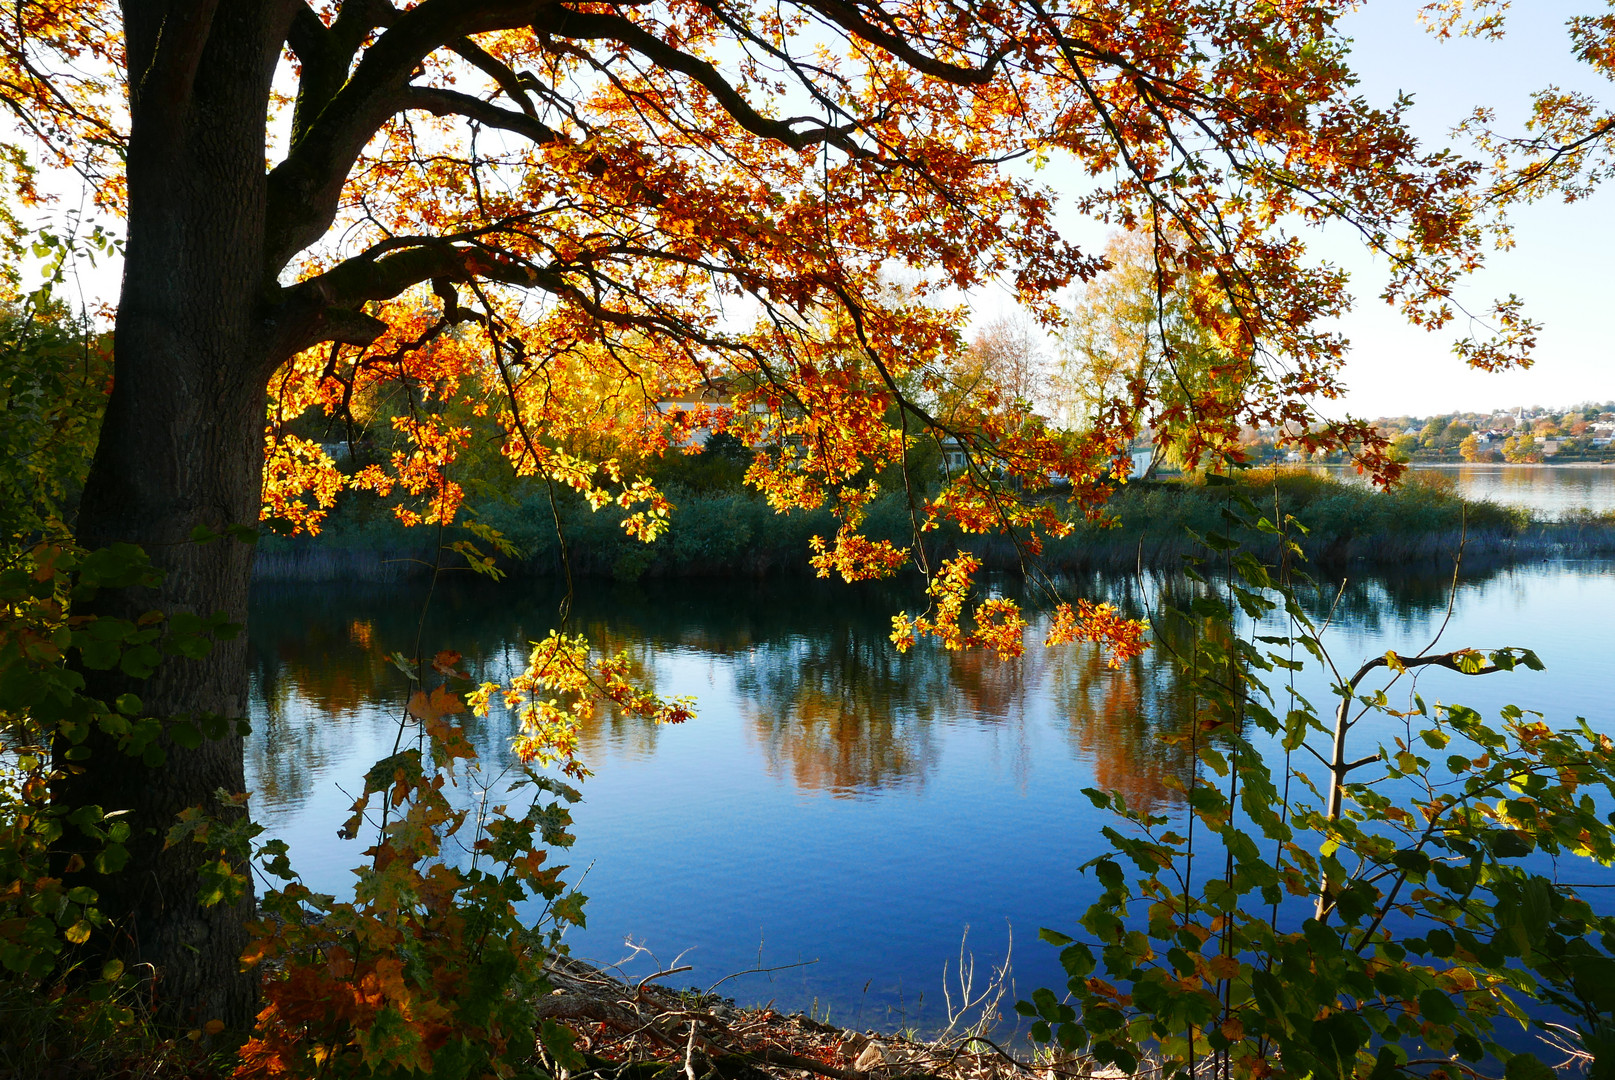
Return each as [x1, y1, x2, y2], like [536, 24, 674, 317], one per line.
[21, 1, 1615, 421]
[1258, 1, 1615, 418]
[968, 1, 1615, 419]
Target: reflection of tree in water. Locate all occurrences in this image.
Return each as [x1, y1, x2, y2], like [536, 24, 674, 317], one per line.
[1053, 562, 1497, 815]
[1035, 597, 1200, 814]
[562, 578, 969, 796]
[942, 646, 1030, 723]
[246, 577, 937, 801]
[1285, 560, 1519, 635]
[734, 623, 951, 796]
[246, 581, 679, 802]
[248, 588, 417, 810]
[254, 566, 1492, 815]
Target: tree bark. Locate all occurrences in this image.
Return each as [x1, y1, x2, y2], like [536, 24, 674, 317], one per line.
[56, 0, 292, 1029]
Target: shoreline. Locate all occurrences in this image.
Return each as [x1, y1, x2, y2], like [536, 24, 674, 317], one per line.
[250, 469, 1615, 584]
[533, 952, 1064, 1080]
[249, 522, 1615, 584]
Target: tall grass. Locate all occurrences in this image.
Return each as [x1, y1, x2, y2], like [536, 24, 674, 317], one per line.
[252, 468, 1615, 583]
[1032, 467, 1541, 571]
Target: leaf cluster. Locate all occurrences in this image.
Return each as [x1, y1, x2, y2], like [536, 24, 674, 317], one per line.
[1022, 485, 1615, 1080]
[227, 647, 598, 1078]
[0, 536, 249, 1044]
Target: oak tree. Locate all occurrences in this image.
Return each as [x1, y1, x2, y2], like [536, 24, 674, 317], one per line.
[0, 0, 1534, 1027]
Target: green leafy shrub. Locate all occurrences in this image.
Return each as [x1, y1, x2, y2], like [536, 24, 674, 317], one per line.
[1023, 481, 1615, 1080]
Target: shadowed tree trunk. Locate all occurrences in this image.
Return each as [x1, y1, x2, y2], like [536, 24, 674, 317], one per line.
[57, 0, 291, 1028]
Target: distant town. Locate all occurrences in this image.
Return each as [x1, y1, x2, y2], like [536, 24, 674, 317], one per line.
[1229, 402, 1615, 465]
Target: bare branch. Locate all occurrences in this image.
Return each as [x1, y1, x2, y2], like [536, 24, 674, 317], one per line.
[536, 7, 866, 153]
[402, 85, 563, 144]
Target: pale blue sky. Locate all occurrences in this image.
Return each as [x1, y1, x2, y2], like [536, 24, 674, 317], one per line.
[998, 1, 1615, 419]
[1309, 0, 1615, 417]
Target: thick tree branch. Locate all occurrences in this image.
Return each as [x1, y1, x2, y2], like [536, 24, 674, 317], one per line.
[537, 6, 865, 152]
[266, 0, 554, 273]
[262, 239, 560, 360]
[286, 0, 401, 145]
[266, 0, 911, 274]
[448, 36, 541, 117]
[124, 0, 223, 126]
[402, 85, 563, 144]
[792, 0, 1008, 87]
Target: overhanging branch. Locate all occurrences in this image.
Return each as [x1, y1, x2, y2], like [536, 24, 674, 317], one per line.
[402, 85, 563, 144]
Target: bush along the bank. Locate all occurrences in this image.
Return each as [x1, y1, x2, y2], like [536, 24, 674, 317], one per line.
[256, 456, 1570, 583]
[225, 644, 592, 1078]
[1020, 479, 1615, 1080]
[0, 534, 262, 1075]
[1037, 468, 1532, 570]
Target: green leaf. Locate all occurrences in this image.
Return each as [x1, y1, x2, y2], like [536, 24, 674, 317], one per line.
[1418, 989, 1458, 1025]
[1085, 1005, 1124, 1034]
[226, 523, 260, 544]
[77, 638, 120, 670]
[164, 634, 214, 660]
[1391, 850, 1431, 876]
[551, 890, 587, 928]
[1489, 829, 1533, 858]
[541, 1020, 586, 1072]
[1424, 929, 1454, 958]
[119, 644, 162, 678]
[94, 845, 128, 874]
[1093, 859, 1124, 891]
[1039, 928, 1074, 947]
[1059, 943, 1096, 980]
[1504, 1053, 1555, 1080]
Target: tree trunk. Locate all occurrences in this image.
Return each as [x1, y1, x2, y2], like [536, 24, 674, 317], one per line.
[56, 1, 289, 1029]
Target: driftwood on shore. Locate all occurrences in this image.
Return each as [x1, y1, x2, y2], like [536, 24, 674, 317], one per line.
[532, 954, 1113, 1080]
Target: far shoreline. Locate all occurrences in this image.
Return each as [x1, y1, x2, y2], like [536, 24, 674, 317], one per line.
[249, 468, 1615, 584]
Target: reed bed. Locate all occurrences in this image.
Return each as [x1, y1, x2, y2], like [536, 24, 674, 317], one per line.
[251, 470, 1615, 583]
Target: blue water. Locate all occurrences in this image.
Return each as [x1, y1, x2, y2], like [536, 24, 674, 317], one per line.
[1318, 462, 1615, 520]
[246, 557, 1615, 1037]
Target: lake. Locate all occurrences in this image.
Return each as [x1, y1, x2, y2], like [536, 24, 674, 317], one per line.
[1317, 462, 1615, 519]
[246, 555, 1615, 1038]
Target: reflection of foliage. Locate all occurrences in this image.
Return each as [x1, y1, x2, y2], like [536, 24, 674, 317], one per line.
[248, 554, 1551, 827]
[738, 623, 948, 796]
[247, 575, 1183, 808]
[1044, 594, 1207, 815]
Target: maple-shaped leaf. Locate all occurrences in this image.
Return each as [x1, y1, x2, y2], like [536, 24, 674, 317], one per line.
[407, 686, 465, 724]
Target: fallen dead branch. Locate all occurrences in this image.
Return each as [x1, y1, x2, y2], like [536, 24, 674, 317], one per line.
[534, 954, 1122, 1080]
